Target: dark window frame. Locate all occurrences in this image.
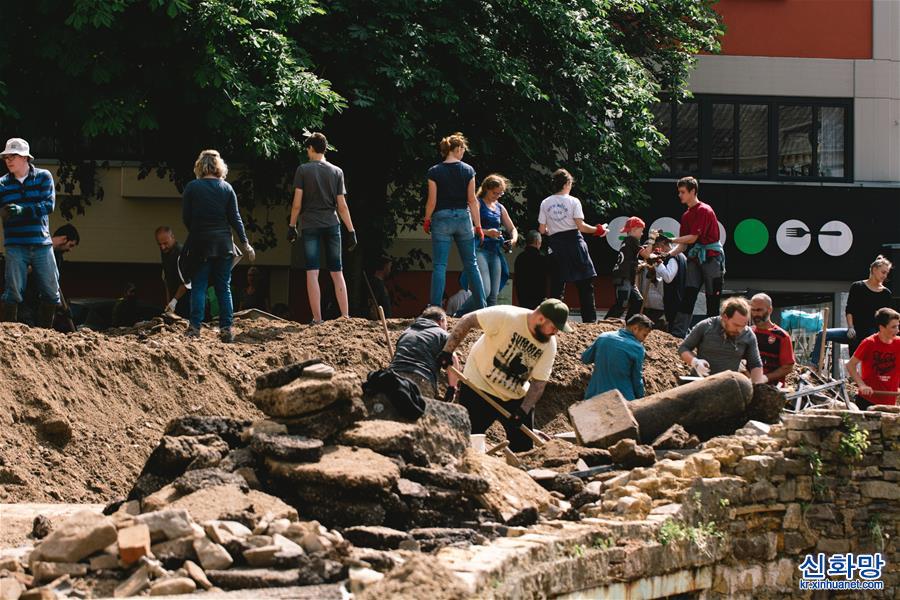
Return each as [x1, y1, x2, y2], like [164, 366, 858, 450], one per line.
[654, 94, 853, 183]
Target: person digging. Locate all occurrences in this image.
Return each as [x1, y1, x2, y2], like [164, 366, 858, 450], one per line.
[437, 299, 569, 451]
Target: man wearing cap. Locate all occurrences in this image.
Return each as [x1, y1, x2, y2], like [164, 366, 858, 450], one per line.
[606, 216, 645, 319]
[0, 138, 60, 326]
[582, 314, 654, 400]
[437, 299, 568, 451]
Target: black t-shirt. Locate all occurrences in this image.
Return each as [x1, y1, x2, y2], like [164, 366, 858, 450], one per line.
[161, 242, 184, 297]
[514, 246, 549, 309]
[846, 280, 893, 334]
[612, 236, 642, 280]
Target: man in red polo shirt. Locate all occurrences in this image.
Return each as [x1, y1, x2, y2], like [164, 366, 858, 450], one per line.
[750, 293, 795, 385]
[847, 307, 900, 408]
[668, 177, 725, 337]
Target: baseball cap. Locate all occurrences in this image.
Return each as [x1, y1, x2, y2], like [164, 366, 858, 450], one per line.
[1, 138, 34, 160]
[619, 216, 646, 233]
[537, 298, 573, 333]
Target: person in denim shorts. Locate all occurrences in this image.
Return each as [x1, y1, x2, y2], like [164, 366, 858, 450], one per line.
[288, 132, 357, 324]
[423, 132, 486, 316]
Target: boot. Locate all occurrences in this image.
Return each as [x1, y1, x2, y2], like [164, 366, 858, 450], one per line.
[38, 302, 57, 329]
[0, 303, 18, 323]
[670, 312, 692, 338]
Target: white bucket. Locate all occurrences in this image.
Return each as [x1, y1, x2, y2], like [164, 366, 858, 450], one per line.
[470, 434, 486, 453]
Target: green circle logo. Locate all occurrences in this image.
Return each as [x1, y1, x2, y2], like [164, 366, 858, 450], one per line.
[734, 219, 769, 255]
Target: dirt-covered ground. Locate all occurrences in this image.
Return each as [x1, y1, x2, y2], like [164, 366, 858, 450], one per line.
[0, 315, 687, 504]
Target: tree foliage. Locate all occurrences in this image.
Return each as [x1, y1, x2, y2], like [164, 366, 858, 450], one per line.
[0, 0, 722, 259]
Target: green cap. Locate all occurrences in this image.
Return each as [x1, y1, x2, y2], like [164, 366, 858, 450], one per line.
[537, 298, 573, 333]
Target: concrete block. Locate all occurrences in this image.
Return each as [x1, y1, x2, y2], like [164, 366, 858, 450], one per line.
[568, 389, 638, 449]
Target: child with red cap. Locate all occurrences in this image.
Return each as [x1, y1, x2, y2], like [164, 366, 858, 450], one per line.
[606, 216, 646, 319]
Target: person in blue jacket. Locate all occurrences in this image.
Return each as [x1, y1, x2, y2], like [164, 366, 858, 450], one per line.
[581, 314, 653, 400]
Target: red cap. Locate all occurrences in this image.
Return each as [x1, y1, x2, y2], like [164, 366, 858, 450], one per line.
[620, 216, 646, 233]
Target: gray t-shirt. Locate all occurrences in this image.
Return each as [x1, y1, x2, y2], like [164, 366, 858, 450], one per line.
[678, 316, 763, 374]
[293, 160, 346, 229]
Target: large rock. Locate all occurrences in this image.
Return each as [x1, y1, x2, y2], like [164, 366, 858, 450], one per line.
[338, 399, 469, 466]
[206, 568, 300, 589]
[276, 395, 367, 440]
[173, 468, 248, 495]
[568, 389, 639, 449]
[266, 446, 400, 491]
[168, 485, 298, 527]
[650, 424, 699, 450]
[458, 449, 553, 522]
[343, 526, 413, 550]
[250, 433, 323, 463]
[251, 372, 361, 418]
[140, 434, 230, 478]
[134, 509, 196, 542]
[29, 511, 117, 564]
[164, 416, 251, 448]
[609, 439, 656, 469]
[399, 466, 489, 495]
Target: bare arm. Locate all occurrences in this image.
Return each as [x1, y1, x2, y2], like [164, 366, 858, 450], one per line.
[749, 367, 767, 385]
[336, 194, 354, 231]
[766, 363, 794, 384]
[425, 180, 437, 221]
[520, 380, 547, 414]
[574, 218, 601, 235]
[680, 350, 698, 367]
[538, 223, 548, 235]
[289, 188, 303, 227]
[466, 178, 481, 229]
[442, 312, 481, 353]
[500, 205, 518, 245]
[671, 233, 698, 246]
[846, 356, 873, 395]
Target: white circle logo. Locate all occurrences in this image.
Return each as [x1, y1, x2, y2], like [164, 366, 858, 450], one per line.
[776, 219, 812, 255]
[817, 220, 853, 256]
[606, 216, 630, 251]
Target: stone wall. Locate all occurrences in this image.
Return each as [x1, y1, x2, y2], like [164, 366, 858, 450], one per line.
[423, 409, 899, 599]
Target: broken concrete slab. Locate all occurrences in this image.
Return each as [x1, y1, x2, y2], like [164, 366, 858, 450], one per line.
[609, 439, 656, 469]
[31, 561, 87, 584]
[251, 372, 361, 418]
[167, 485, 298, 527]
[399, 466, 489, 495]
[250, 433, 324, 463]
[193, 537, 233, 571]
[650, 424, 699, 450]
[133, 509, 195, 543]
[206, 568, 300, 589]
[114, 564, 150, 598]
[140, 434, 230, 478]
[149, 576, 196, 596]
[29, 511, 117, 564]
[343, 526, 413, 550]
[275, 396, 367, 440]
[568, 389, 639, 449]
[164, 416, 251, 448]
[458, 449, 553, 522]
[254, 359, 335, 391]
[266, 446, 400, 490]
[172, 468, 248, 495]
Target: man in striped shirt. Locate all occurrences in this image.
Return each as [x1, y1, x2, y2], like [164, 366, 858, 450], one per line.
[1, 138, 60, 326]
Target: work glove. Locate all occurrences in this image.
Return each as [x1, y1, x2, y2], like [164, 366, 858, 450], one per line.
[287, 225, 299, 243]
[846, 326, 856, 340]
[1, 204, 22, 220]
[165, 298, 178, 313]
[691, 356, 711, 377]
[347, 230, 358, 252]
[424, 218, 432, 235]
[243, 242, 256, 262]
[592, 223, 608, 237]
[507, 405, 529, 428]
[475, 226, 485, 244]
[437, 351, 454, 369]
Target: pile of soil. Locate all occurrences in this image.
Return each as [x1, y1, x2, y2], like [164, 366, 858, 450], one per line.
[0, 316, 686, 504]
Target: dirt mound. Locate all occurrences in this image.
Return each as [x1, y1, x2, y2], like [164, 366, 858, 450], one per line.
[0, 316, 686, 503]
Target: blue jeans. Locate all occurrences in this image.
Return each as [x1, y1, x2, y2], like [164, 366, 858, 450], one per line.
[429, 209, 485, 314]
[809, 327, 874, 363]
[476, 247, 502, 306]
[302, 224, 342, 272]
[190, 256, 233, 330]
[2, 244, 60, 305]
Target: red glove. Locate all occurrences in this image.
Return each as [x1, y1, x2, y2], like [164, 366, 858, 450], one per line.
[475, 226, 485, 243]
[424, 218, 431, 234]
[592, 224, 608, 237]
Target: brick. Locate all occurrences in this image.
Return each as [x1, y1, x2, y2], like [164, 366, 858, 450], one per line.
[568, 389, 638, 449]
[117, 524, 151, 566]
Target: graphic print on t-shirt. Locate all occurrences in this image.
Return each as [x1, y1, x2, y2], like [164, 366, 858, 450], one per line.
[873, 350, 896, 381]
[487, 332, 544, 392]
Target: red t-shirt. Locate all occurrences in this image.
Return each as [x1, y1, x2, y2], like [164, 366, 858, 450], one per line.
[752, 324, 795, 384]
[680, 201, 720, 247]
[853, 334, 900, 405]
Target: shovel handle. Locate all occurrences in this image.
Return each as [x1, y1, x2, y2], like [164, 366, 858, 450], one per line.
[449, 366, 545, 448]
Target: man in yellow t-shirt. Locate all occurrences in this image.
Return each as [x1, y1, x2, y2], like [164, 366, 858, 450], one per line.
[437, 299, 570, 451]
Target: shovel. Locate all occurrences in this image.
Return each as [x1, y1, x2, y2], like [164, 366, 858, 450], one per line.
[449, 366, 545, 448]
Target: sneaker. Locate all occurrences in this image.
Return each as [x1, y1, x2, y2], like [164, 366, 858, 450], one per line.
[309, 319, 324, 326]
[219, 328, 234, 343]
[185, 326, 201, 339]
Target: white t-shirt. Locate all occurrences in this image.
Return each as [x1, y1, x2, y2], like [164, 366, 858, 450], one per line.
[538, 194, 584, 236]
[463, 305, 557, 401]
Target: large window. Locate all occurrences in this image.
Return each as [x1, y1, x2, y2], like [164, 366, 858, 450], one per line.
[652, 95, 851, 182]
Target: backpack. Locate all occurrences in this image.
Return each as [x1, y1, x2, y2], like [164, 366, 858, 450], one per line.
[362, 368, 426, 420]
